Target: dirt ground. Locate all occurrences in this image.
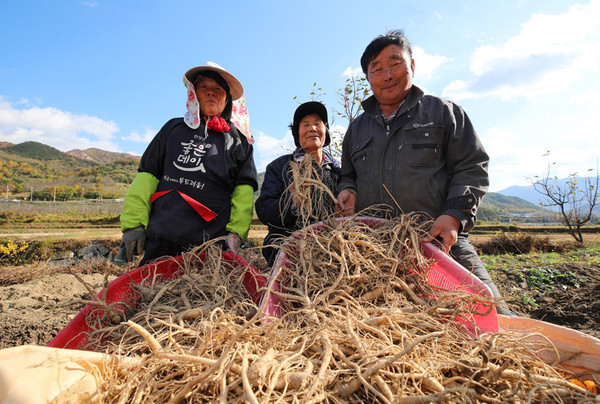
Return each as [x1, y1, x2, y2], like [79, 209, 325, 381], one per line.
[529, 278, 600, 337]
[0, 271, 110, 349]
[0, 240, 599, 350]
[493, 259, 600, 340]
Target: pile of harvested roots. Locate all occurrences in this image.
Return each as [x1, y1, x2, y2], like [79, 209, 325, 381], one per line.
[89, 216, 596, 403]
[82, 248, 260, 355]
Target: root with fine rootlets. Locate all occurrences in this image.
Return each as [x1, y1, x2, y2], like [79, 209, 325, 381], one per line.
[92, 218, 596, 403]
[286, 153, 337, 229]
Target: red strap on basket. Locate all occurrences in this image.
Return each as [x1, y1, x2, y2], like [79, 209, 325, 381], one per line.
[151, 190, 217, 222]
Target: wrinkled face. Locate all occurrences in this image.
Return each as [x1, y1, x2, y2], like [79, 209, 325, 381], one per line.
[366, 44, 415, 111]
[195, 76, 227, 117]
[298, 113, 327, 153]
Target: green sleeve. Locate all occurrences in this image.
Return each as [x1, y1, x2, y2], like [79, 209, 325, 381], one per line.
[120, 172, 159, 232]
[226, 184, 254, 240]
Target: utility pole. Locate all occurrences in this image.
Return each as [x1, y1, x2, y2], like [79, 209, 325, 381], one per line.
[53, 186, 56, 202]
[31, 186, 33, 201]
[5, 184, 8, 200]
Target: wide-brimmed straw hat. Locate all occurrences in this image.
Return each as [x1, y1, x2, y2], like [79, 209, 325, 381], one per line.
[184, 62, 243, 100]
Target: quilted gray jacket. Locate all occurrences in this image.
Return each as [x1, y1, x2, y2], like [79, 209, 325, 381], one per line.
[338, 85, 489, 232]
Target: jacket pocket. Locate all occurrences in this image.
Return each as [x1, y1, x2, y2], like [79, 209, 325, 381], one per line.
[405, 125, 444, 167]
[350, 132, 373, 176]
[352, 150, 371, 176]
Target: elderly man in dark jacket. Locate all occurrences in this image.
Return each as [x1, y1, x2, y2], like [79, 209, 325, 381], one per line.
[336, 30, 510, 314]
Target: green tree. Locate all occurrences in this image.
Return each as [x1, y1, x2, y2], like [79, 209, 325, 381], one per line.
[95, 175, 104, 192]
[84, 190, 101, 199]
[336, 74, 371, 124]
[294, 74, 371, 158]
[325, 74, 371, 158]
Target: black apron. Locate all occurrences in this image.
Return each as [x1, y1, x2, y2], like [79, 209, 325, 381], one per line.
[145, 126, 234, 249]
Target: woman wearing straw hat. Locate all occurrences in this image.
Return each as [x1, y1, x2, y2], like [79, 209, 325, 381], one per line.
[118, 62, 258, 265]
[256, 101, 340, 267]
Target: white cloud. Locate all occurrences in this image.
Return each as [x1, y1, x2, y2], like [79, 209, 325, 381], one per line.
[327, 124, 347, 159]
[79, 1, 98, 8]
[0, 96, 121, 152]
[329, 123, 347, 140]
[412, 46, 452, 82]
[568, 89, 600, 110]
[253, 125, 348, 172]
[253, 130, 295, 172]
[342, 66, 363, 77]
[482, 127, 542, 190]
[443, 1, 600, 100]
[482, 117, 600, 192]
[125, 127, 157, 143]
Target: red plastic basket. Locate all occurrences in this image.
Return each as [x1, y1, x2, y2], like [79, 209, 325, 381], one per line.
[48, 251, 267, 350]
[260, 216, 498, 335]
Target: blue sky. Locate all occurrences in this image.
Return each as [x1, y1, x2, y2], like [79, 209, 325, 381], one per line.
[1, 0, 598, 192]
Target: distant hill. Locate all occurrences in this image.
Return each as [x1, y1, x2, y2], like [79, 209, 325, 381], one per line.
[478, 192, 556, 223]
[4, 141, 78, 161]
[483, 192, 546, 212]
[497, 184, 543, 206]
[67, 147, 139, 165]
[0, 141, 139, 199]
[498, 178, 600, 215]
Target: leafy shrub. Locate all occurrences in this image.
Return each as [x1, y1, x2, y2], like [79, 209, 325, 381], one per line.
[0, 240, 30, 265]
[0, 240, 61, 265]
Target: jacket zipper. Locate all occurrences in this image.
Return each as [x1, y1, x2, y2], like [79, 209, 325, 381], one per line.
[379, 111, 413, 205]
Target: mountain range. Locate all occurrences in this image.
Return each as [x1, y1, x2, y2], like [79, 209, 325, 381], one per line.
[496, 184, 542, 205]
[0, 141, 138, 165]
[0, 141, 139, 198]
[498, 178, 600, 216]
[1, 140, 593, 222]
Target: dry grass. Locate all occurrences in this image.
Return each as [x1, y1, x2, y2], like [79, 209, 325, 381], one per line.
[0, 256, 125, 286]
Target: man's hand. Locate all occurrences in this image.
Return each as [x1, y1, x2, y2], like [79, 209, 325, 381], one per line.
[225, 233, 241, 253]
[421, 215, 460, 253]
[335, 190, 356, 217]
[122, 225, 146, 262]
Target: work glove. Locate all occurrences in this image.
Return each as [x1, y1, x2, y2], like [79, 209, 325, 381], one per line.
[121, 225, 146, 262]
[224, 232, 241, 254]
[113, 241, 129, 265]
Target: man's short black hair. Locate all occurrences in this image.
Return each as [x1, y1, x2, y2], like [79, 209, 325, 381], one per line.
[360, 29, 413, 76]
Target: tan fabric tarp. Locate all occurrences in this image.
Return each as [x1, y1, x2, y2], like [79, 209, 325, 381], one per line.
[499, 314, 600, 378]
[0, 345, 133, 404]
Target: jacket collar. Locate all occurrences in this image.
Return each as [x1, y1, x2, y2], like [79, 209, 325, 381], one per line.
[362, 85, 424, 119]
